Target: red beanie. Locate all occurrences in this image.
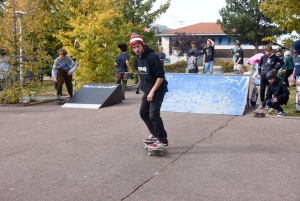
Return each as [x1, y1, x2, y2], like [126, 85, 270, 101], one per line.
[130, 33, 144, 48]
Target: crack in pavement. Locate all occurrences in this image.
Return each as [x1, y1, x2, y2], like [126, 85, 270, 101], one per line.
[121, 116, 237, 201]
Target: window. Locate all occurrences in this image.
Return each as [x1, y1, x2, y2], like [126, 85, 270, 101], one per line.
[228, 38, 232, 45]
[219, 37, 222, 45]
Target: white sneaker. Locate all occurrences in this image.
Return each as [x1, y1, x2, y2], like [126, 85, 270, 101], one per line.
[277, 111, 285, 116]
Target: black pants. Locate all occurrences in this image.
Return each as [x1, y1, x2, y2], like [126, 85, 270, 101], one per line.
[266, 99, 283, 112]
[140, 90, 168, 143]
[260, 74, 269, 103]
[283, 69, 293, 87]
[57, 69, 73, 97]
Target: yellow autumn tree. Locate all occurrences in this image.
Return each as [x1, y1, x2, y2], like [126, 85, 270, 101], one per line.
[261, 0, 300, 47]
[55, 0, 170, 88]
[0, 0, 53, 103]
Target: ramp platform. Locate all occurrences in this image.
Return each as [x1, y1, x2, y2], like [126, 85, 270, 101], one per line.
[161, 74, 249, 115]
[62, 83, 122, 109]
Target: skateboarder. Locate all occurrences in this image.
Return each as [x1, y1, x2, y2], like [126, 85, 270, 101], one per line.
[130, 33, 169, 149]
[52, 48, 77, 99]
[257, 71, 289, 116]
[115, 44, 132, 100]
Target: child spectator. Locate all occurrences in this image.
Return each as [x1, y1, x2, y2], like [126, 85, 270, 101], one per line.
[187, 51, 198, 73]
[258, 71, 289, 116]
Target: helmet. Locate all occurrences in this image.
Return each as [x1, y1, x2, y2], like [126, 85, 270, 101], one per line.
[276, 47, 282, 52]
[266, 71, 276, 80]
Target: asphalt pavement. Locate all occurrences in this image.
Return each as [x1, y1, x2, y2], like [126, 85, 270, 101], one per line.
[1, 85, 300, 201]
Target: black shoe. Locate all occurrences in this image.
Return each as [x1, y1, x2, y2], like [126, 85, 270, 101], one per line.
[136, 91, 139, 94]
[123, 96, 125, 100]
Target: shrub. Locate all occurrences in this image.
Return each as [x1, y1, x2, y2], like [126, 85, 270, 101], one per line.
[164, 60, 187, 73]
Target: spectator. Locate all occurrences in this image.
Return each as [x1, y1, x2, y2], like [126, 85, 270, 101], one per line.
[156, 46, 166, 66]
[258, 71, 289, 116]
[203, 39, 215, 74]
[258, 44, 284, 108]
[114, 44, 132, 100]
[235, 41, 244, 74]
[187, 41, 200, 60]
[187, 51, 198, 73]
[279, 51, 294, 88]
[292, 40, 300, 85]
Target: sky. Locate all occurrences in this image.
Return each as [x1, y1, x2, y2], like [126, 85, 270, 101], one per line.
[153, 0, 227, 29]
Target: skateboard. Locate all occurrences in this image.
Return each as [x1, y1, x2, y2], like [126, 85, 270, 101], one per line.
[144, 142, 164, 156]
[55, 98, 65, 104]
[252, 109, 267, 117]
[118, 72, 131, 80]
[147, 147, 164, 156]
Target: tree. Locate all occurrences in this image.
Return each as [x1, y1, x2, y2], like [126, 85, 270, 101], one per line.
[260, 0, 300, 47]
[171, 32, 204, 57]
[0, 0, 53, 103]
[217, 0, 287, 53]
[56, 0, 170, 88]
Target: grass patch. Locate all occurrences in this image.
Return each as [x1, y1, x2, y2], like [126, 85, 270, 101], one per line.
[269, 85, 300, 117]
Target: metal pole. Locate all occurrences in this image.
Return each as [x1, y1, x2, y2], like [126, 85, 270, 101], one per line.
[18, 14, 23, 83]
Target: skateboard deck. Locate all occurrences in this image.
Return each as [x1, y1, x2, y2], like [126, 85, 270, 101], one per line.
[118, 72, 131, 80]
[147, 147, 164, 156]
[55, 98, 65, 104]
[252, 109, 267, 117]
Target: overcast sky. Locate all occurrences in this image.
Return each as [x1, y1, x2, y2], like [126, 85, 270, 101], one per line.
[153, 0, 227, 29]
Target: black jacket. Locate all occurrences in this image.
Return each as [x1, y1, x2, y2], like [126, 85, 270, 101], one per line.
[258, 54, 284, 75]
[134, 45, 168, 94]
[263, 80, 289, 106]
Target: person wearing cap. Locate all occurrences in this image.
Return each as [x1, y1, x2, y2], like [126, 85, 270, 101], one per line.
[231, 40, 242, 70]
[275, 47, 284, 73]
[258, 44, 284, 109]
[129, 33, 169, 149]
[235, 41, 244, 74]
[292, 40, 300, 84]
[257, 71, 289, 116]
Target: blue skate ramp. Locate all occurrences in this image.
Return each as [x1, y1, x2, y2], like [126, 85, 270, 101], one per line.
[161, 74, 249, 116]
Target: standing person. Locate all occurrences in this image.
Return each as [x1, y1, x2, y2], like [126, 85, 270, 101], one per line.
[292, 40, 300, 85]
[275, 47, 284, 73]
[235, 41, 244, 74]
[156, 45, 166, 66]
[52, 48, 77, 99]
[279, 51, 294, 88]
[257, 44, 284, 108]
[115, 44, 132, 100]
[187, 51, 198, 73]
[231, 40, 241, 70]
[130, 33, 169, 149]
[257, 71, 289, 116]
[187, 41, 200, 60]
[203, 39, 215, 74]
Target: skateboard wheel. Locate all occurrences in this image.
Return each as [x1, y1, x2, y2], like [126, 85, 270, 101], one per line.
[252, 114, 255, 117]
[160, 152, 163, 156]
[148, 152, 152, 156]
[144, 145, 148, 150]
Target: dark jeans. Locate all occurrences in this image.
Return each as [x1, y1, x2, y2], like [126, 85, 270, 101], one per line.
[282, 69, 293, 87]
[260, 74, 269, 103]
[188, 69, 198, 73]
[140, 90, 168, 143]
[266, 98, 283, 112]
[57, 69, 73, 97]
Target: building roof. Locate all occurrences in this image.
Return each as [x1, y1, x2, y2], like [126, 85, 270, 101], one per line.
[160, 22, 224, 35]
